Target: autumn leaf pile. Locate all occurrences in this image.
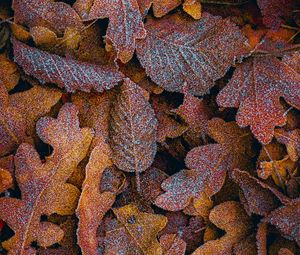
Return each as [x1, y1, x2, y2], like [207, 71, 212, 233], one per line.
[0, 0, 300, 254]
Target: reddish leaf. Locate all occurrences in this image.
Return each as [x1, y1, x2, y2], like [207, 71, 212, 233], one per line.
[160, 234, 186, 255]
[136, 13, 249, 96]
[109, 79, 157, 179]
[84, 0, 146, 63]
[13, 39, 124, 93]
[217, 57, 300, 144]
[0, 82, 26, 157]
[155, 118, 253, 211]
[231, 168, 282, 216]
[257, 0, 293, 29]
[0, 104, 93, 254]
[13, 0, 83, 34]
[256, 222, 267, 255]
[264, 200, 300, 246]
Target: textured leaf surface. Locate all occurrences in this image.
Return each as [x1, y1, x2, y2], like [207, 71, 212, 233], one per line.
[85, 0, 146, 63]
[0, 82, 26, 157]
[110, 78, 157, 174]
[217, 57, 300, 144]
[160, 234, 186, 255]
[13, 39, 124, 93]
[0, 104, 93, 254]
[76, 144, 116, 255]
[13, 0, 83, 34]
[155, 118, 253, 211]
[138, 0, 181, 17]
[192, 201, 252, 255]
[136, 12, 249, 96]
[104, 204, 168, 255]
[264, 200, 300, 245]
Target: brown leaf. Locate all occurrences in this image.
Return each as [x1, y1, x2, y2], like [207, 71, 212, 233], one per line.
[0, 103, 93, 254]
[104, 204, 168, 255]
[155, 118, 253, 211]
[0, 82, 26, 157]
[0, 168, 13, 193]
[183, 0, 202, 19]
[76, 143, 116, 255]
[13, 39, 124, 93]
[217, 56, 300, 144]
[0, 54, 20, 91]
[138, 0, 181, 17]
[192, 201, 252, 255]
[13, 0, 83, 34]
[83, 0, 146, 63]
[160, 234, 186, 255]
[136, 12, 249, 96]
[263, 200, 300, 246]
[109, 79, 157, 182]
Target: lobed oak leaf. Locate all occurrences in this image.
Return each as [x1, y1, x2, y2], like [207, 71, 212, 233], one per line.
[217, 56, 300, 145]
[0, 103, 93, 254]
[160, 234, 186, 255]
[76, 143, 116, 255]
[10, 86, 62, 137]
[136, 12, 250, 96]
[0, 82, 26, 157]
[104, 204, 168, 255]
[82, 0, 146, 63]
[283, 52, 300, 74]
[13, 0, 83, 35]
[155, 118, 253, 211]
[109, 79, 157, 184]
[263, 199, 300, 246]
[13, 39, 124, 93]
[192, 201, 252, 255]
[275, 128, 300, 162]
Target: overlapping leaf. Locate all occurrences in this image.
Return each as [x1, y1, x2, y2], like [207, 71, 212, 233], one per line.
[0, 104, 93, 254]
[13, 39, 124, 93]
[136, 12, 249, 96]
[217, 56, 300, 144]
[109, 79, 157, 177]
[138, 0, 181, 17]
[155, 118, 253, 211]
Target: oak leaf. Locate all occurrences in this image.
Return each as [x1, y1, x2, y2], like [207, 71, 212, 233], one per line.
[0, 103, 93, 254]
[0, 82, 26, 157]
[104, 204, 168, 255]
[0, 54, 20, 91]
[0, 168, 13, 193]
[76, 143, 116, 255]
[138, 0, 181, 17]
[192, 201, 252, 255]
[13, 39, 124, 93]
[160, 234, 186, 255]
[155, 118, 253, 211]
[136, 12, 249, 96]
[217, 56, 300, 144]
[109, 79, 157, 184]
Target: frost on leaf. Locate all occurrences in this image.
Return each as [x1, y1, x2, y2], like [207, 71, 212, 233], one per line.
[13, 39, 124, 93]
[0, 82, 26, 157]
[76, 143, 116, 255]
[136, 12, 249, 96]
[264, 200, 300, 246]
[0, 104, 93, 254]
[160, 234, 186, 255]
[109, 79, 157, 178]
[217, 56, 300, 145]
[137, 0, 181, 17]
[155, 118, 253, 211]
[83, 0, 146, 63]
[104, 204, 168, 255]
[192, 201, 252, 255]
[13, 0, 83, 34]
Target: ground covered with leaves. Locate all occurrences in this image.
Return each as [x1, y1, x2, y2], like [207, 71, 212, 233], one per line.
[0, 0, 300, 254]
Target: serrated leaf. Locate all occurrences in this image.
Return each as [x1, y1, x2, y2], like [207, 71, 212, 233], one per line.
[0, 103, 93, 254]
[109, 78, 157, 176]
[217, 57, 300, 145]
[84, 0, 146, 63]
[136, 12, 249, 96]
[13, 39, 124, 93]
